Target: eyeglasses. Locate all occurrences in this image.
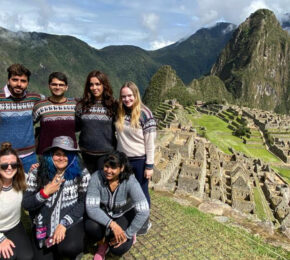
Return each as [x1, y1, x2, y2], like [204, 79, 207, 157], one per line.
[50, 83, 67, 87]
[0, 163, 19, 170]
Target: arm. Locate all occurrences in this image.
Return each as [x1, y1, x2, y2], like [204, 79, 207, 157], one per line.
[143, 116, 157, 178]
[22, 169, 48, 211]
[125, 176, 150, 238]
[22, 170, 64, 211]
[75, 104, 82, 132]
[86, 172, 112, 228]
[60, 169, 91, 227]
[32, 102, 41, 125]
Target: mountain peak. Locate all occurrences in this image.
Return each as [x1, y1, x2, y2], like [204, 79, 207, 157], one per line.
[211, 8, 290, 113]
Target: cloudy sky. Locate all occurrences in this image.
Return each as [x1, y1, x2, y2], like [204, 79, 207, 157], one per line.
[0, 0, 288, 50]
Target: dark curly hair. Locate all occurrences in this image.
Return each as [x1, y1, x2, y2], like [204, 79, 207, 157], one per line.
[77, 70, 116, 117]
[7, 64, 31, 81]
[103, 151, 133, 182]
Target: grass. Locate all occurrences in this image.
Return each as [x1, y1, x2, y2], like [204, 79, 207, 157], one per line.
[188, 114, 281, 163]
[253, 187, 268, 221]
[271, 166, 290, 183]
[187, 113, 290, 183]
[154, 193, 290, 260]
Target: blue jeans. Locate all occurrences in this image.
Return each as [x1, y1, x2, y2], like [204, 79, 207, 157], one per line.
[20, 152, 37, 174]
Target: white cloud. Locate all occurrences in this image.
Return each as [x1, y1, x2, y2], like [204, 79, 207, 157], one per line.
[200, 10, 219, 25]
[241, 1, 269, 21]
[142, 13, 159, 32]
[222, 24, 236, 34]
[150, 39, 174, 50]
[0, 0, 289, 50]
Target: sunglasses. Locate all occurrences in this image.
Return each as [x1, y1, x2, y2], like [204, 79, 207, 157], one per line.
[0, 163, 19, 170]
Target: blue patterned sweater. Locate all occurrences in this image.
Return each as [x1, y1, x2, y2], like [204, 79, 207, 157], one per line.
[0, 87, 42, 156]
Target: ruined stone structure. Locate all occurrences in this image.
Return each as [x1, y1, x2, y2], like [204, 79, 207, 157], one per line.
[241, 107, 290, 163]
[152, 100, 290, 232]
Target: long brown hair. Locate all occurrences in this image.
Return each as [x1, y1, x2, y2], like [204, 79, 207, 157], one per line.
[116, 81, 142, 131]
[0, 142, 26, 192]
[77, 70, 116, 116]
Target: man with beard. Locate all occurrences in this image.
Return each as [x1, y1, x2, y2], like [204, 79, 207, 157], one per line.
[0, 64, 42, 173]
[33, 72, 77, 154]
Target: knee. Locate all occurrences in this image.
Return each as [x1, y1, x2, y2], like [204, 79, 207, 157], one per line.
[85, 219, 104, 241]
[58, 243, 83, 259]
[20, 249, 34, 260]
[110, 241, 132, 256]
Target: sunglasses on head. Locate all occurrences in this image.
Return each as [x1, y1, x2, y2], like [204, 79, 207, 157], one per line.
[0, 163, 19, 170]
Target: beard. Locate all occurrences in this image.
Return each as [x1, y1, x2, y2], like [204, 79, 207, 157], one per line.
[8, 85, 26, 98]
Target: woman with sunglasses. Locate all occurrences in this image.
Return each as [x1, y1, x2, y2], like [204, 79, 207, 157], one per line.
[75, 70, 117, 174]
[22, 136, 90, 260]
[85, 151, 149, 260]
[0, 142, 34, 260]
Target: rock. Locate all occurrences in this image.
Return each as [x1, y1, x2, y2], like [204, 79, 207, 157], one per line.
[214, 216, 229, 223]
[281, 225, 290, 239]
[257, 221, 275, 236]
[198, 201, 231, 216]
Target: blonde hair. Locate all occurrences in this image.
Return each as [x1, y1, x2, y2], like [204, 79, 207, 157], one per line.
[116, 81, 142, 131]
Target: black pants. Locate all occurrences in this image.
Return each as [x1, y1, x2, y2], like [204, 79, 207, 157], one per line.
[85, 210, 135, 256]
[129, 157, 150, 206]
[32, 221, 84, 260]
[0, 222, 34, 260]
[81, 152, 107, 174]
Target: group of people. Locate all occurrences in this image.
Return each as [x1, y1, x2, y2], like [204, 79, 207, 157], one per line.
[0, 64, 157, 260]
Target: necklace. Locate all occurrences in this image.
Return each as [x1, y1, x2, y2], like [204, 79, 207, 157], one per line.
[2, 184, 13, 192]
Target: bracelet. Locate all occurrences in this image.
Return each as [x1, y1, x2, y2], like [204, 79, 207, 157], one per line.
[0, 235, 6, 243]
[40, 189, 50, 199]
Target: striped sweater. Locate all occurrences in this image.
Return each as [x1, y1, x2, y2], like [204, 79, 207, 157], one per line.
[33, 98, 77, 154]
[0, 86, 42, 156]
[116, 105, 157, 169]
[23, 168, 91, 237]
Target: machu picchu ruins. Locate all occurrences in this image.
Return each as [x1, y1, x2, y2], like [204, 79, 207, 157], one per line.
[152, 100, 290, 237]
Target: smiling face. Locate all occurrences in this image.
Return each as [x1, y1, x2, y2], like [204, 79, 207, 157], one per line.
[52, 149, 68, 171]
[89, 77, 104, 100]
[121, 86, 135, 108]
[0, 154, 18, 185]
[103, 164, 124, 182]
[8, 74, 29, 98]
[49, 78, 68, 98]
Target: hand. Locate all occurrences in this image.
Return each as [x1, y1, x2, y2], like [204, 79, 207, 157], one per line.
[144, 168, 153, 179]
[109, 221, 127, 248]
[52, 224, 66, 245]
[29, 163, 39, 172]
[0, 238, 15, 259]
[43, 175, 65, 196]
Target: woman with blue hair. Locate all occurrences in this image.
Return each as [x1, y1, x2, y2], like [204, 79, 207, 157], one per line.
[23, 136, 90, 260]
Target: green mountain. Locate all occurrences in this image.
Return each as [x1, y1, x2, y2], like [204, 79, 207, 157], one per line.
[0, 22, 235, 97]
[211, 9, 290, 114]
[150, 22, 236, 84]
[144, 9, 290, 114]
[143, 65, 186, 110]
[143, 66, 234, 111]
